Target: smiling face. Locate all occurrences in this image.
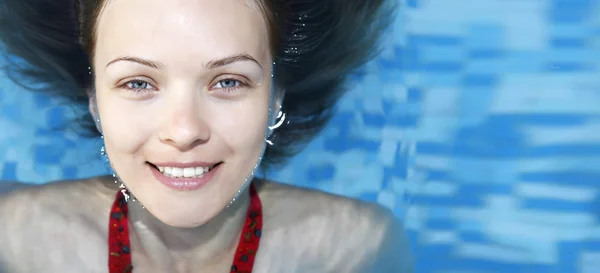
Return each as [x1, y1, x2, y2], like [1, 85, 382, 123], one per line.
[91, 0, 275, 227]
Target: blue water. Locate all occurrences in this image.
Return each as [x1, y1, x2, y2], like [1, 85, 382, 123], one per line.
[1, 1, 599, 272]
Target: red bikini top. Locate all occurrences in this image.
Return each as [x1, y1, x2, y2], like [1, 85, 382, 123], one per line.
[108, 184, 263, 273]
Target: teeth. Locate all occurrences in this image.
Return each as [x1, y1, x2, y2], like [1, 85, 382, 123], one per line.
[183, 167, 195, 178]
[158, 165, 212, 178]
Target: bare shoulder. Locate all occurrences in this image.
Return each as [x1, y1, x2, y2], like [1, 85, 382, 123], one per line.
[0, 177, 117, 272]
[255, 181, 413, 272]
[0, 176, 117, 225]
[257, 180, 395, 229]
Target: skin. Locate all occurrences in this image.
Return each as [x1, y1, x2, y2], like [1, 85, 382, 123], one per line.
[0, 178, 408, 273]
[94, 0, 273, 228]
[0, 0, 411, 272]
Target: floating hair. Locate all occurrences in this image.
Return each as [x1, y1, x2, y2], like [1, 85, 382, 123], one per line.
[0, 0, 398, 167]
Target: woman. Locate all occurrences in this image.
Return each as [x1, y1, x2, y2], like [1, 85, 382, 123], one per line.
[0, 0, 410, 272]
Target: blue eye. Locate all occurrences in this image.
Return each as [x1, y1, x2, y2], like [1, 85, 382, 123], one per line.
[119, 79, 156, 97]
[211, 78, 250, 94]
[215, 79, 242, 89]
[126, 80, 151, 90]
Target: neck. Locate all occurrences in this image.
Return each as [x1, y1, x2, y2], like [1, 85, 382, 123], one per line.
[127, 188, 251, 271]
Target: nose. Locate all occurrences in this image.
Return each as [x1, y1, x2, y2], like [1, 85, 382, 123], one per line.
[158, 95, 210, 151]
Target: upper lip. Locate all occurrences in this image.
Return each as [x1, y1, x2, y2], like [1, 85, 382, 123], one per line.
[150, 162, 220, 168]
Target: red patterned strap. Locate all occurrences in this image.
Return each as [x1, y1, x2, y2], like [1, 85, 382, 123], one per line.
[230, 184, 263, 272]
[107, 185, 263, 273]
[108, 189, 133, 273]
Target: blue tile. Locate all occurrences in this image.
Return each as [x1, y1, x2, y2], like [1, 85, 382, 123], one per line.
[2, 105, 20, 121]
[46, 107, 67, 129]
[461, 74, 499, 87]
[61, 166, 78, 179]
[306, 164, 335, 181]
[1, 162, 16, 180]
[407, 0, 418, 8]
[362, 113, 386, 127]
[549, 37, 587, 48]
[34, 145, 64, 164]
[521, 198, 592, 212]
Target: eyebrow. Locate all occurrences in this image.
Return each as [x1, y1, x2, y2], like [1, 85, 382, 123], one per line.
[206, 54, 262, 69]
[105, 56, 164, 70]
[105, 53, 262, 70]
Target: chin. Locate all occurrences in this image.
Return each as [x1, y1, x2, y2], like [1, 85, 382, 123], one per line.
[144, 178, 237, 228]
[146, 198, 224, 228]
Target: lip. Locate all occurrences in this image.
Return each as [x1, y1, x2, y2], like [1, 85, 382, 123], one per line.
[148, 162, 222, 191]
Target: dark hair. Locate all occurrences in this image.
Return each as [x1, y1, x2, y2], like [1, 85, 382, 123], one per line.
[0, 0, 397, 168]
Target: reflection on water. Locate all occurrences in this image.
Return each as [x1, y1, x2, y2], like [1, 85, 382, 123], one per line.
[1, 0, 599, 272]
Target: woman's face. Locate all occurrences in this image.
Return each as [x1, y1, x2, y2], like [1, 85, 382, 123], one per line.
[92, 0, 273, 227]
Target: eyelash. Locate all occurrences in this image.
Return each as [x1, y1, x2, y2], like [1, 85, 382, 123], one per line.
[213, 78, 249, 93]
[121, 80, 155, 95]
[120, 78, 249, 95]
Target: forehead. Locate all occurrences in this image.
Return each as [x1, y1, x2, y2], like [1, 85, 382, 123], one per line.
[95, 0, 270, 66]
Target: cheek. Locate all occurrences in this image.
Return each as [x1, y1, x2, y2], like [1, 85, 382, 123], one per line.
[210, 100, 270, 154]
[96, 93, 153, 154]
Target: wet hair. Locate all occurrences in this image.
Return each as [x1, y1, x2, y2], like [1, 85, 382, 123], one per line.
[0, 0, 397, 168]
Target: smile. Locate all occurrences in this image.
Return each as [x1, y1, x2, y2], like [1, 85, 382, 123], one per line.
[148, 162, 223, 191]
[156, 165, 217, 178]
